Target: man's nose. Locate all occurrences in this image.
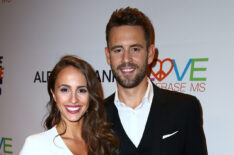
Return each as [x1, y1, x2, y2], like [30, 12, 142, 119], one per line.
[122, 50, 132, 63]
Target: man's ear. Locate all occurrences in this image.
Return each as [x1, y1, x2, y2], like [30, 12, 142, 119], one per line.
[50, 89, 56, 102]
[148, 44, 156, 65]
[105, 47, 111, 65]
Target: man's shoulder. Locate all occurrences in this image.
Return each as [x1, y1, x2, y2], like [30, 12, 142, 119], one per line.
[104, 93, 115, 104]
[153, 85, 202, 121]
[154, 84, 198, 102]
[103, 93, 117, 122]
[153, 84, 200, 112]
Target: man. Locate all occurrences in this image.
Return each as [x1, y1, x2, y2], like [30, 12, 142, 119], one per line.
[104, 7, 207, 155]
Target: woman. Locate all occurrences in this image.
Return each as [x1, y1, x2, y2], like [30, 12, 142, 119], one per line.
[20, 55, 119, 155]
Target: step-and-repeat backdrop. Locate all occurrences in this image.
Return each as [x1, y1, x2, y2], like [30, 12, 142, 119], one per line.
[1, 0, 234, 154]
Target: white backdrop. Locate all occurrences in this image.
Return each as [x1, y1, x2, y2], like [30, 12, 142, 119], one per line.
[1, 0, 234, 154]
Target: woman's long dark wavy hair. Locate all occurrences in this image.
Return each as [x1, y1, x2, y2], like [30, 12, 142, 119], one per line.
[44, 55, 119, 155]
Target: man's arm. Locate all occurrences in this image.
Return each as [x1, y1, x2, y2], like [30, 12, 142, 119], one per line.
[185, 97, 208, 155]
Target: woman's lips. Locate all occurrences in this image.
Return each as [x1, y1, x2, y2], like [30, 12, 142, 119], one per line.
[65, 105, 81, 114]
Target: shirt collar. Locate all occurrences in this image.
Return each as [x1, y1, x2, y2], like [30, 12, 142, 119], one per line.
[114, 78, 154, 109]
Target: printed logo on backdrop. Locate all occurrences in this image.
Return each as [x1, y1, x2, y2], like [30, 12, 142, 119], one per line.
[0, 137, 13, 154]
[33, 58, 208, 93]
[2, 0, 12, 4]
[0, 56, 4, 96]
[150, 58, 208, 93]
[34, 71, 51, 83]
[33, 70, 115, 83]
[96, 70, 115, 83]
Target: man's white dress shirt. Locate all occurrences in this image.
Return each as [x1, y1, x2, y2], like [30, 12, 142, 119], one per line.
[114, 78, 154, 147]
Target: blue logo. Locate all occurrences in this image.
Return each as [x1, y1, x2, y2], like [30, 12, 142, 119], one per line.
[0, 137, 13, 154]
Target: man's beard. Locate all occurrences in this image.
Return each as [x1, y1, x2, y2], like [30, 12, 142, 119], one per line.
[111, 58, 148, 88]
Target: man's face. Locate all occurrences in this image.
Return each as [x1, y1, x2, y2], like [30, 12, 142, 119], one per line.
[105, 25, 155, 88]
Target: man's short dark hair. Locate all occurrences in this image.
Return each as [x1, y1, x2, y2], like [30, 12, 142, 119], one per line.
[106, 7, 154, 48]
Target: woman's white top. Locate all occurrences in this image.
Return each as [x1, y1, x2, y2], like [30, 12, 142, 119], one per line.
[20, 126, 73, 155]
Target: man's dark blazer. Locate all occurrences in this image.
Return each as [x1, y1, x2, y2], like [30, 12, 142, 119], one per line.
[104, 84, 208, 155]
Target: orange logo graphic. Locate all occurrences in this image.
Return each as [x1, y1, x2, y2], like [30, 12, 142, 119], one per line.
[0, 67, 4, 79]
[150, 58, 174, 82]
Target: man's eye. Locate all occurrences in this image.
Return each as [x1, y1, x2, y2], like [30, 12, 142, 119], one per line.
[131, 47, 140, 52]
[60, 88, 69, 92]
[113, 49, 122, 53]
[78, 88, 88, 93]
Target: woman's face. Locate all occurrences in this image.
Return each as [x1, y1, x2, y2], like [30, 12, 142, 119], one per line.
[52, 66, 89, 124]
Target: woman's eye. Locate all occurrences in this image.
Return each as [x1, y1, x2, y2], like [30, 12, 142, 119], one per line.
[78, 88, 87, 93]
[60, 88, 69, 92]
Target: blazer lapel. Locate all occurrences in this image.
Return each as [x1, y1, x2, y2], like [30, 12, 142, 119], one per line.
[105, 94, 137, 152]
[138, 84, 164, 155]
[106, 85, 166, 155]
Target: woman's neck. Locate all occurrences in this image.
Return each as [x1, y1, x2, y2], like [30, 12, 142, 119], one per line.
[56, 118, 83, 139]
